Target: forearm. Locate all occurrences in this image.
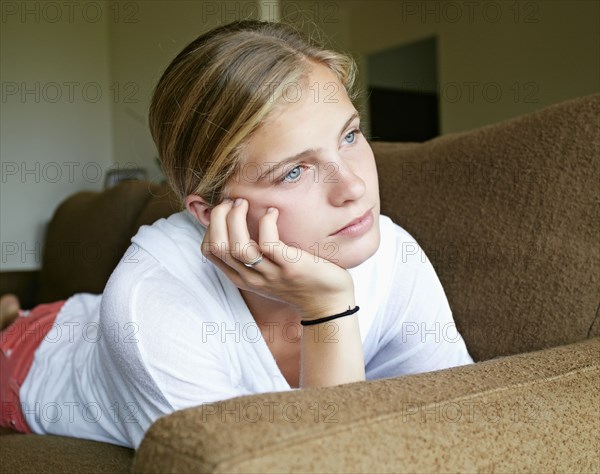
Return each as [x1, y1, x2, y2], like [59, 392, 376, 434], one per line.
[299, 311, 366, 388]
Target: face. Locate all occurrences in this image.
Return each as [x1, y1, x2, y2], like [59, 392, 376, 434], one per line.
[222, 63, 381, 269]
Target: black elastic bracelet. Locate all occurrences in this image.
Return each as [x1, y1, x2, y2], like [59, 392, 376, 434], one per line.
[300, 306, 360, 326]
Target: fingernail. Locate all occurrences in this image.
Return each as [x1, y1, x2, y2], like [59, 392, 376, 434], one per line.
[222, 198, 233, 204]
[267, 207, 276, 214]
[234, 198, 244, 207]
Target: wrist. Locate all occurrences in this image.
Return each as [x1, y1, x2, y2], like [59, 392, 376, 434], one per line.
[298, 294, 356, 322]
[300, 306, 360, 326]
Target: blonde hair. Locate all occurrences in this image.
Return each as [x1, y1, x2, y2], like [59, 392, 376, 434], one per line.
[148, 20, 359, 208]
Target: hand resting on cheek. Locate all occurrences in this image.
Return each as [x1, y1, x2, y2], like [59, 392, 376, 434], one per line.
[201, 197, 356, 322]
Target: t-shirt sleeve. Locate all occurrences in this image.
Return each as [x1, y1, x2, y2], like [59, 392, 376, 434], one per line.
[366, 229, 474, 380]
[130, 268, 253, 411]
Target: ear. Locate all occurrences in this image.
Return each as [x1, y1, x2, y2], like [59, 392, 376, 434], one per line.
[185, 194, 213, 228]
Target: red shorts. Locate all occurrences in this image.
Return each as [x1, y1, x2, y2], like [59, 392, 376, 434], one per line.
[0, 300, 66, 433]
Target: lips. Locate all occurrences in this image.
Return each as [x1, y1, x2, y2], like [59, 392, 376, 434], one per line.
[330, 208, 373, 237]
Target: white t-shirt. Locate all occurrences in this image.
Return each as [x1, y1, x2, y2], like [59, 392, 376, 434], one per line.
[19, 211, 474, 449]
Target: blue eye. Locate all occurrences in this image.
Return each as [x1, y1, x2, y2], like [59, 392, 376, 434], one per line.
[280, 165, 303, 183]
[344, 129, 360, 145]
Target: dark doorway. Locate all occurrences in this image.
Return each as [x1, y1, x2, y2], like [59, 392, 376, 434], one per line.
[367, 36, 439, 142]
[368, 87, 439, 142]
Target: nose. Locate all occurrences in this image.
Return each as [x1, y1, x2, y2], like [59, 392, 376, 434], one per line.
[327, 160, 366, 206]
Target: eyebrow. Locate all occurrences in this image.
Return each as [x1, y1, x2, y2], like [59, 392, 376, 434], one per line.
[256, 111, 360, 181]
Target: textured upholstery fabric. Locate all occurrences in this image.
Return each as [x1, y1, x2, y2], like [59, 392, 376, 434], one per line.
[0, 432, 134, 473]
[373, 93, 600, 361]
[132, 337, 599, 473]
[0, 94, 598, 473]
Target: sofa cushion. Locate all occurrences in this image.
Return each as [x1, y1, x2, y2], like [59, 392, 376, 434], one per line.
[0, 432, 133, 473]
[373, 94, 600, 361]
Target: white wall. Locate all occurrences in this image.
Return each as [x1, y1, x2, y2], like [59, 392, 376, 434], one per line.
[1, 0, 113, 271]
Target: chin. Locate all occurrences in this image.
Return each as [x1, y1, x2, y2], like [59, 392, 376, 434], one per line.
[334, 226, 381, 270]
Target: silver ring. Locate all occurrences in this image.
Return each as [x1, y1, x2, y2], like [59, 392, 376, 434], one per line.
[243, 253, 263, 268]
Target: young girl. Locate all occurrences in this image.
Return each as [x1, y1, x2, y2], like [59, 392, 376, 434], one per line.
[0, 19, 473, 449]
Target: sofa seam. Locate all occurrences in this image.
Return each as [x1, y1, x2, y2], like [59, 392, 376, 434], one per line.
[587, 300, 600, 338]
[179, 363, 600, 472]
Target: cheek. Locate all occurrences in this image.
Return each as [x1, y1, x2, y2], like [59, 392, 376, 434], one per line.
[270, 209, 301, 243]
[245, 203, 308, 243]
[269, 206, 318, 247]
[245, 209, 262, 242]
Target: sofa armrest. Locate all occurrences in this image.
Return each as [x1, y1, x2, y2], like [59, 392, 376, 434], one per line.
[133, 337, 599, 473]
[0, 270, 40, 309]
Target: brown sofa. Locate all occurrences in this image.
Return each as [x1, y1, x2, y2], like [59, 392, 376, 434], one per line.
[1, 94, 598, 473]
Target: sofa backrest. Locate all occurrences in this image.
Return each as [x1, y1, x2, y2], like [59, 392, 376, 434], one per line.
[372, 93, 599, 361]
[37, 181, 179, 303]
[36, 94, 599, 361]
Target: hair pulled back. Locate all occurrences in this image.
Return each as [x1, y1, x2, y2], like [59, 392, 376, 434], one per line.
[149, 20, 358, 208]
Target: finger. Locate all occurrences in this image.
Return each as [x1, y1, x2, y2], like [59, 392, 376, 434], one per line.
[201, 225, 226, 261]
[204, 199, 234, 261]
[226, 198, 261, 264]
[257, 207, 292, 266]
[202, 201, 253, 273]
[258, 206, 280, 257]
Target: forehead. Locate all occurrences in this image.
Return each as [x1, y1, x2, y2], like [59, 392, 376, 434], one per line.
[244, 65, 355, 161]
[270, 64, 348, 120]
